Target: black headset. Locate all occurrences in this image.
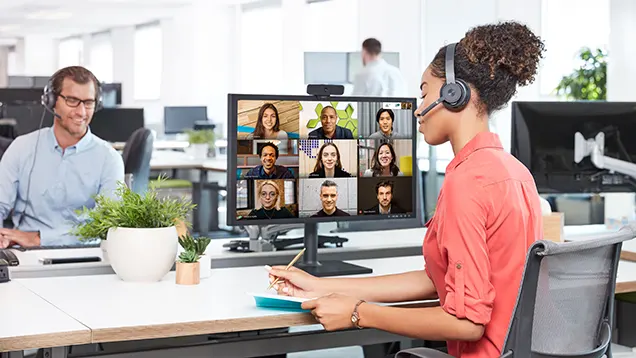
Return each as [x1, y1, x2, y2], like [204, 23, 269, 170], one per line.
[417, 42, 471, 117]
[41, 68, 104, 116]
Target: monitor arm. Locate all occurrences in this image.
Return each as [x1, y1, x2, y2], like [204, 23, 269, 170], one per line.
[574, 132, 636, 180]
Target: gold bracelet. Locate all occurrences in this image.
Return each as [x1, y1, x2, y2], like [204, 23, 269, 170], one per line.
[351, 300, 366, 329]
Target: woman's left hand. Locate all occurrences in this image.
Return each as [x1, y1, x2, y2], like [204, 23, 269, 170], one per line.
[301, 293, 362, 331]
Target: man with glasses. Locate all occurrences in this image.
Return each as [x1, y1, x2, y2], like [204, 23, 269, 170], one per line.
[0, 66, 124, 248]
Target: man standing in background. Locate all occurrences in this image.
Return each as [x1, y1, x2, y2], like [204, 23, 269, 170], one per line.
[352, 38, 406, 97]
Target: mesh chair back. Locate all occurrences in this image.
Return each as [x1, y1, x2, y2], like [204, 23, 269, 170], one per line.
[502, 224, 636, 358]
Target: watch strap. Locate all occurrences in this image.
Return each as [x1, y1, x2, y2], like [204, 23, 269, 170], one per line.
[351, 299, 366, 329]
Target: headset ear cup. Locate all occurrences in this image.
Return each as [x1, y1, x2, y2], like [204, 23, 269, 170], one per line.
[441, 79, 471, 111]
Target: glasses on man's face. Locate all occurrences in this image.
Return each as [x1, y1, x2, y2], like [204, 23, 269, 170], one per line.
[59, 94, 96, 109]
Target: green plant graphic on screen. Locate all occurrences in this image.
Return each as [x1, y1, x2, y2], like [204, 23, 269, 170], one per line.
[304, 101, 358, 137]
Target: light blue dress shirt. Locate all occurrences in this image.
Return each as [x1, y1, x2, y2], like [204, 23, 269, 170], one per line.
[0, 126, 125, 246]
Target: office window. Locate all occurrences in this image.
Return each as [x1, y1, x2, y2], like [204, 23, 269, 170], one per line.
[7, 48, 18, 76]
[540, 0, 609, 96]
[88, 32, 113, 83]
[58, 37, 84, 68]
[134, 23, 162, 100]
[303, 0, 358, 52]
[239, 4, 284, 93]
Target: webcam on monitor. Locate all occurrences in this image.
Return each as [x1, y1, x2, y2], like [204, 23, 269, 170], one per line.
[306, 84, 344, 97]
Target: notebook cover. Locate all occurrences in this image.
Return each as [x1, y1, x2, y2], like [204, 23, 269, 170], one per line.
[248, 292, 310, 312]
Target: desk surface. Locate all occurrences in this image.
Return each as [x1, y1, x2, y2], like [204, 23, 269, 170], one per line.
[10, 225, 636, 278]
[6, 252, 636, 351]
[12, 256, 431, 346]
[0, 282, 90, 351]
[150, 151, 226, 171]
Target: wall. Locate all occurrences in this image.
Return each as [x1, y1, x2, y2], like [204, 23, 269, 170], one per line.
[0, 46, 8, 87]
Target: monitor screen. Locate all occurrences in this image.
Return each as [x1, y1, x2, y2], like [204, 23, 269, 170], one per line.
[227, 94, 418, 225]
[164, 106, 208, 134]
[90, 108, 145, 143]
[511, 101, 636, 193]
[4, 104, 54, 135]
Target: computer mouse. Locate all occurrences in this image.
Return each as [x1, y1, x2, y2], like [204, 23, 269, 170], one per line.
[0, 249, 19, 266]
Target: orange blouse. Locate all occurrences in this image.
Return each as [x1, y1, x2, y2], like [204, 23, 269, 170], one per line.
[423, 132, 543, 357]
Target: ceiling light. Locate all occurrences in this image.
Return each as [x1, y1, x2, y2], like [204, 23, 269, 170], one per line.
[26, 10, 73, 20]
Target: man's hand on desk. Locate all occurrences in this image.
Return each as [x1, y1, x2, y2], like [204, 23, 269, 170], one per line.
[0, 229, 40, 248]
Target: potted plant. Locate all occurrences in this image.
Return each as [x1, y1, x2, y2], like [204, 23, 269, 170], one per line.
[72, 178, 195, 282]
[186, 129, 215, 159]
[176, 234, 211, 284]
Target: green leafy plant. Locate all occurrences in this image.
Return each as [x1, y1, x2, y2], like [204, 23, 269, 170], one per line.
[72, 177, 196, 242]
[177, 233, 211, 263]
[186, 129, 215, 145]
[555, 47, 607, 100]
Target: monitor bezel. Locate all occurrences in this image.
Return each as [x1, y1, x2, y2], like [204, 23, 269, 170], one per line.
[226, 93, 419, 226]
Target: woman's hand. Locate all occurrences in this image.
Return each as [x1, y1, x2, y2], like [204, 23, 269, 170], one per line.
[265, 265, 326, 298]
[301, 293, 362, 331]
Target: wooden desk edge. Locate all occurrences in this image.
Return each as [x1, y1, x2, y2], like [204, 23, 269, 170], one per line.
[0, 330, 91, 352]
[620, 250, 636, 263]
[90, 300, 439, 343]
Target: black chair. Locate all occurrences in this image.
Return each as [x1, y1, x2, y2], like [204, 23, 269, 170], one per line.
[396, 224, 636, 358]
[121, 128, 154, 194]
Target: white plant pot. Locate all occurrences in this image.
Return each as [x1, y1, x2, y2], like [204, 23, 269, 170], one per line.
[187, 143, 209, 159]
[199, 254, 211, 279]
[106, 226, 178, 282]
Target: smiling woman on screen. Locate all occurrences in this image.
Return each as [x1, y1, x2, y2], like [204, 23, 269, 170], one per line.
[266, 21, 546, 358]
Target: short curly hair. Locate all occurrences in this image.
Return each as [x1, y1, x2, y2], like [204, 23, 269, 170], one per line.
[430, 21, 545, 115]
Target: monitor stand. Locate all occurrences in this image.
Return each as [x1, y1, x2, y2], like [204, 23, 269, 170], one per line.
[294, 223, 372, 278]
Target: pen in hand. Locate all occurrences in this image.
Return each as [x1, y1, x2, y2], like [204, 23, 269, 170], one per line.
[267, 248, 305, 290]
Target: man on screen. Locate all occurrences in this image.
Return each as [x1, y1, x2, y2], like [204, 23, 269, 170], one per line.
[311, 180, 350, 217]
[364, 180, 405, 215]
[308, 106, 354, 139]
[242, 142, 294, 179]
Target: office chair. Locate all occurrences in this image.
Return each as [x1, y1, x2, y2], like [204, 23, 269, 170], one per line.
[121, 128, 154, 194]
[396, 224, 636, 358]
[0, 118, 17, 140]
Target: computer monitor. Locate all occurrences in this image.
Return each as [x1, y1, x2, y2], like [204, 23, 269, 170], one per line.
[90, 108, 145, 143]
[511, 101, 636, 193]
[4, 104, 54, 135]
[101, 83, 122, 108]
[164, 106, 208, 134]
[227, 90, 418, 277]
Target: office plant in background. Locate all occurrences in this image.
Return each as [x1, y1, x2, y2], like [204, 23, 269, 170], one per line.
[186, 129, 215, 159]
[555, 47, 607, 101]
[72, 177, 195, 283]
[176, 233, 211, 285]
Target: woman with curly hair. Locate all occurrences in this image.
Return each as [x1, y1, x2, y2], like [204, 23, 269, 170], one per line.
[267, 21, 546, 357]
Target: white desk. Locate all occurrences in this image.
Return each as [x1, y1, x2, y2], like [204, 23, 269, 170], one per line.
[0, 282, 90, 352]
[9, 228, 427, 278]
[4, 257, 432, 357]
[9, 225, 627, 279]
[5, 254, 636, 357]
[149, 151, 226, 172]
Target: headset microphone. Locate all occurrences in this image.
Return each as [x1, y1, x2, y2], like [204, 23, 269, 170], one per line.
[416, 42, 471, 119]
[416, 98, 443, 118]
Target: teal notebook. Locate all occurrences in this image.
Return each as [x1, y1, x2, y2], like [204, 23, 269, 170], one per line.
[249, 292, 310, 312]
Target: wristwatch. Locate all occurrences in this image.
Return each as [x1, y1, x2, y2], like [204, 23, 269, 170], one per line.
[351, 300, 366, 329]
